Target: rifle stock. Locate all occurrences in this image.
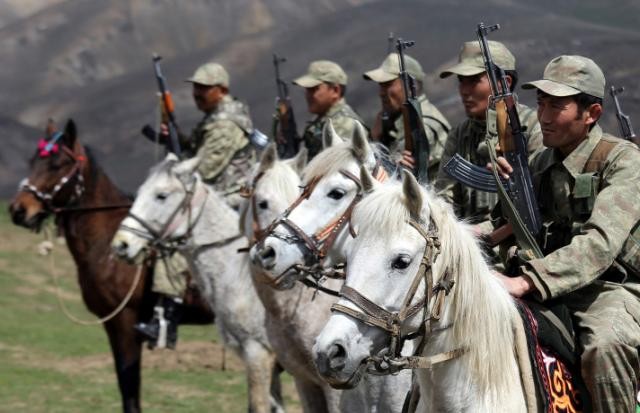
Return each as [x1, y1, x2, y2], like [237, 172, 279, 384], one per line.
[152, 53, 181, 156]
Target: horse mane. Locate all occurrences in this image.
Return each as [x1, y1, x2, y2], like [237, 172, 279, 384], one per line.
[352, 180, 518, 400]
[255, 160, 301, 204]
[301, 142, 394, 185]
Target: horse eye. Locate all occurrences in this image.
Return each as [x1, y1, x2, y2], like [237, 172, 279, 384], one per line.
[258, 200, 269, 210]
[327, 189, 345, 200]
[156, 192, 169, 201]
[391, 255, 412, 270]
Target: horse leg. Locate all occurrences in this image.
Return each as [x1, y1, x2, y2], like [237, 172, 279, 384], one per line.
[291, 377, 335, 413]
[270, 362, 285, 413]
[104, 309, 143, 413]
[242, 340, 277, 413]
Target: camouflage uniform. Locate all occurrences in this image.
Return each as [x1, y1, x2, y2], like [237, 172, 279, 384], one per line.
[434, 104, 541, 224]
[515, 56, 640, 412]
[294, 60, 366, 159]
[300, 97, 365, 158]
[377, 95, 450, 179]
[363, 53, 450, 182]
[435, 40, 542, 225]
[186, 94, 255, 209]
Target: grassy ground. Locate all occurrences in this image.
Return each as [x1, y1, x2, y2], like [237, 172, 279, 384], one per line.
[0, 204, 301, 412]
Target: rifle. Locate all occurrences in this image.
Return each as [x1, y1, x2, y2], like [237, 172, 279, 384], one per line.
[610, 86, 637, 144]
[396, 38, 430, 183]
[272, 54, 299, 159]
[443, 23, 542, 252]
[380, 33, 395, 134]
[141, 54, 182, 156]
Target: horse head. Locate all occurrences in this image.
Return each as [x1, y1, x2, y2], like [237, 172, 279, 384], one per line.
[9, 119, 88, 230]
[111, 154, 205, 263]
[313, 170, 518, 400]
[249, 120, 388, 289]
[241, 143, 307, 282]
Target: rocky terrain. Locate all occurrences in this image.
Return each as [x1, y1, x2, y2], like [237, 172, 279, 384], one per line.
[2, 0, 639, 196]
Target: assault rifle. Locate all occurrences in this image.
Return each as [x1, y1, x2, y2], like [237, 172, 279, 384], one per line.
[610, 86, 638, 145]
[443, 23, 542, 248]
[380, 33, 395, 133]
[396, 38, 430, 183]
[272, 54, 299, 159]
[141, 54, 182, 156]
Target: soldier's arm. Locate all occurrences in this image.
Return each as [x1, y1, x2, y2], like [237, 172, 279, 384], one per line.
[196, 119, 247, 182]
[522, 144, 640, 300]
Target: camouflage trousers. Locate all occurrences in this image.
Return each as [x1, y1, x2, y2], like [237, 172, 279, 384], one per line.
[566, 280, 640, 412]
[152, 252, 189, 298]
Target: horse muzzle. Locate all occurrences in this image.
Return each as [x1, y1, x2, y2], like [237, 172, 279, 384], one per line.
[313, 341, 366, 389]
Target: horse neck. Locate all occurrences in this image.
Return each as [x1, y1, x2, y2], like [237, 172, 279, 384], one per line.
[422, 204, 522, 405]
[189, 184, 241, 247]
[60, 155, 129, 267]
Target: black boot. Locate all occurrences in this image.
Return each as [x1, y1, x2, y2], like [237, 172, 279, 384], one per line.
[134, 296, 183, 350]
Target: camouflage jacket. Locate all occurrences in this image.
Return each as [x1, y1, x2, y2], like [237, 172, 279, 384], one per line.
[520, 125, 640, 300]
[302, 98, 365, 159]
[185, 95, 255, 202]
[380, 94, 451, 182]
[434, 103, 541, 224]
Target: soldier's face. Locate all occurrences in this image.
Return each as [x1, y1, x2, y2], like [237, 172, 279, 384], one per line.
[536, 92, 600, 155]
[378, 78, 405, 114]
[192, 84, 225, 113]
[457, 73, 492, 119]
[305, 83, 341, 115]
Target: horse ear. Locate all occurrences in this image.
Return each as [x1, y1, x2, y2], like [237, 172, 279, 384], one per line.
[63, 119, 77, 147]
[402, 170, 423, 219]
[322, 119, 343, 149]
[287, 147, 308, 174]
[258, 143, 277, 173]
[45, 118, 56, 138]
[359, 165, 378, 193]
[351, 122, 373, 165]
[164, 152, 179, 162]
[174, 156, 201, 176]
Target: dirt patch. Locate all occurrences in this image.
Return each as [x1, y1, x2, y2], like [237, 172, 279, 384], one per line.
[143, 340, 245, 373]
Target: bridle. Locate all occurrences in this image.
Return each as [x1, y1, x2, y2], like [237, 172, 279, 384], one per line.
[121, 173, 210, 255]
[257, 161, 388, 290]
[20, 133, 87, 213]
[239, 171, 267, 248]
[331, 218, 465, 374]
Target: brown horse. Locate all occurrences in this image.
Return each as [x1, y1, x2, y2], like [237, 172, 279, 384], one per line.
[8, 119, 214, 413]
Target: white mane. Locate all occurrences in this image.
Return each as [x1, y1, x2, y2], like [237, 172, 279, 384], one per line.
[302, 141, 392, 185]
[352, 180, 519, 401]
[256, 160, 301, 204]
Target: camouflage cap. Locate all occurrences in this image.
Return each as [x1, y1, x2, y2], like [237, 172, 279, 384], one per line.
[522, 55, 605, 99]
[185, 62, 230, 87]
[293, 60, 348, 88]
[439, 40, 515, 78]
[363, 53, 425, 83]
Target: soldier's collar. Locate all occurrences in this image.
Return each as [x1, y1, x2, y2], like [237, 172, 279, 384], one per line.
[561, 125, 603, 177]
[325, 98, 347, 117]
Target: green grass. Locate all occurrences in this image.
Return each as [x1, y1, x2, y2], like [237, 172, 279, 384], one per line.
[0, 203, 300, 412]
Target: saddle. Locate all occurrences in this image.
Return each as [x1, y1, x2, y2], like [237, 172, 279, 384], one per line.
[514, 299, 590, 413]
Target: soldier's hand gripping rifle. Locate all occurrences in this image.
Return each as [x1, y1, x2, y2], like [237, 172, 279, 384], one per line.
[272, 54, 299, 159]
[396, 38, 430, 183]
[141, 54, 182, 156]
[443, 23, 542, 253]
[610, 86, 638, 145]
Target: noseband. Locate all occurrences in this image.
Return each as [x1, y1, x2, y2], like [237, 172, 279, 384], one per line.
[331, 218, 464, 374]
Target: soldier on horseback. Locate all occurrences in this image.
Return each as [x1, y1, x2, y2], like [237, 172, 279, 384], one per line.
[137, 62, 257, 349]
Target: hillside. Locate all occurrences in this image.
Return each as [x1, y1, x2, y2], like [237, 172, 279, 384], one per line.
[2, 0, 639, 196]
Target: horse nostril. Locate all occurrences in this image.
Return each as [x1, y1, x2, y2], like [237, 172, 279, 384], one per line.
[258, 246, 276, 270]
[328, 343, 346, 371]
[9, 204, 26, 225]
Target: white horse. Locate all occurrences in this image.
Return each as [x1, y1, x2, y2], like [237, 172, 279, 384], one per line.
[250, 128, 413, 412]
[111, 154, 282, 413]
[314, 169, 529, 412]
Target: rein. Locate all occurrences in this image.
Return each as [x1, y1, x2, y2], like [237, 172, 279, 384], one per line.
[331, 218, 465, 374]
